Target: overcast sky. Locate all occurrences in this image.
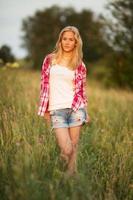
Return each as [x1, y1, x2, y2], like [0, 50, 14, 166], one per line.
[0, 0, 107, 58]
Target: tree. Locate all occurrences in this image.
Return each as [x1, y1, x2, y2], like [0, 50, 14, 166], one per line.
[21, 5, 110, 69]
[0, 45, 15, 64]
[106, 0, 133, 88]
[64, 9, 111, 62]
[107, 0, 133, 53]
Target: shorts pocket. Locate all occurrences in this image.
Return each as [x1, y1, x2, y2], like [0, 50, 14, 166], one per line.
[79, 108, 88, 121]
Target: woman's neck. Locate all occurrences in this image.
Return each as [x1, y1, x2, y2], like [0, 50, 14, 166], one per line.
[62, 52, 73, 60]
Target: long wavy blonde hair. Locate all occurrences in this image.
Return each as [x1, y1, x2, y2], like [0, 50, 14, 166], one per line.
[51, 26, 83, 70]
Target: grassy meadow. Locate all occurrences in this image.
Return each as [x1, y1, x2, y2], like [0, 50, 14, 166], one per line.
[0, 67, 133, 200]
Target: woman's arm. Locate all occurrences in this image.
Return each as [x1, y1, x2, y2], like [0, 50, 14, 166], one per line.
[44, 112, 51, 128]
[82, 62, 88, 106]
[82, 63, 91, 124]
[38, 54, 50, 117]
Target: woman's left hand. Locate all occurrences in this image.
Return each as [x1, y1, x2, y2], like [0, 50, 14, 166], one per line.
[84, 107, 91, 124]
[86, 114, 91, 124]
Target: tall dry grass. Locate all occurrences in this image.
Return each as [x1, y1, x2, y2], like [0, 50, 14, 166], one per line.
[0, 68, 133, 200]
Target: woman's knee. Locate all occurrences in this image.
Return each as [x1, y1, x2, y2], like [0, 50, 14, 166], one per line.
[63, 144, 73, 156]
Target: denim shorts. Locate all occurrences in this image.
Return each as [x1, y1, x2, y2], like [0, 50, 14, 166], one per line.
[49, 107, 87, 129]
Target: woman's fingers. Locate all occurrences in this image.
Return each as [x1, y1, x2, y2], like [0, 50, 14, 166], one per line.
[86, 114, 91, 124]
[44, 112, 51, 127]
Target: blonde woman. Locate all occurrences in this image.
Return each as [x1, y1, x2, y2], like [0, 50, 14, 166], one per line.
[38, 26, 90, 176]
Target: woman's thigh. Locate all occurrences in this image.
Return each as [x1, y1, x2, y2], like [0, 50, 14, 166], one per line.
[69, 125, 82, 146]
[54, 128, 72, 153]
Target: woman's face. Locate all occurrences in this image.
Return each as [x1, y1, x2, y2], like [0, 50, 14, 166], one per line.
[61, 31, 76, 53]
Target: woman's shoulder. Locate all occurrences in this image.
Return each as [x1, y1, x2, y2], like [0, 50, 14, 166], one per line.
[42, 53, 55, 66]
[81, 60, 86, 67]
[41, 53, 53, 70]
[77, 60, 86, 71]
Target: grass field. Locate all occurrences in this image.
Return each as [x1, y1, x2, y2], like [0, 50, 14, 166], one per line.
[0, 67, 133, 200]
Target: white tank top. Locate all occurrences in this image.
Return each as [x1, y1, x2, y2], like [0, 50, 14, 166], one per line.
[48, 64, 75, 111]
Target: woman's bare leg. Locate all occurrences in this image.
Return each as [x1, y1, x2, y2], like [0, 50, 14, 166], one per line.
[53, 126, 82, 175]
[54, 128, 73, 164]
[68, 125, 82, 174]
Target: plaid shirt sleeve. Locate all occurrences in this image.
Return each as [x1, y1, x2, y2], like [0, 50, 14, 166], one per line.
[37, 56, 50, 116]
[82, 62, 88, 106]
[71, 62, 88, 111]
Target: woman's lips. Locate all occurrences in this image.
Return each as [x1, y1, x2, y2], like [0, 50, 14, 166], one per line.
[64, 46, 70, 48]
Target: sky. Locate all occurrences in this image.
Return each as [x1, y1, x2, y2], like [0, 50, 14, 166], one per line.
[0, 0, 108, 58]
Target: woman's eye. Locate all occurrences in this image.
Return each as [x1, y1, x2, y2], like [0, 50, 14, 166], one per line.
[62, 38, 74, 41]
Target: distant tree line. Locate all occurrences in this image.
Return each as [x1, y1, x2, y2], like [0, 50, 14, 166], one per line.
[21, 0, 133, 89]
[21, 6, 111, 69]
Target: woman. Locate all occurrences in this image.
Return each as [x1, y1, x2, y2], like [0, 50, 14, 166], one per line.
[37, 26, 90, 176]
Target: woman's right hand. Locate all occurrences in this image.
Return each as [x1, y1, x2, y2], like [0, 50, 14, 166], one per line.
[44, 112, 51, 127]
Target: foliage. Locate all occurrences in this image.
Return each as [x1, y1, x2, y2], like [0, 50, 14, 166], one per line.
[105, 0, 133, 89]
[0, 45, 15, 64]
[21, 5, 111, 69]
[0, 68, 133, 200]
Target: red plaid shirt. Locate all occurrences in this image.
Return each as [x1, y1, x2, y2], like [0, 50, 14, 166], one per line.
[37, 54, 88, 116]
